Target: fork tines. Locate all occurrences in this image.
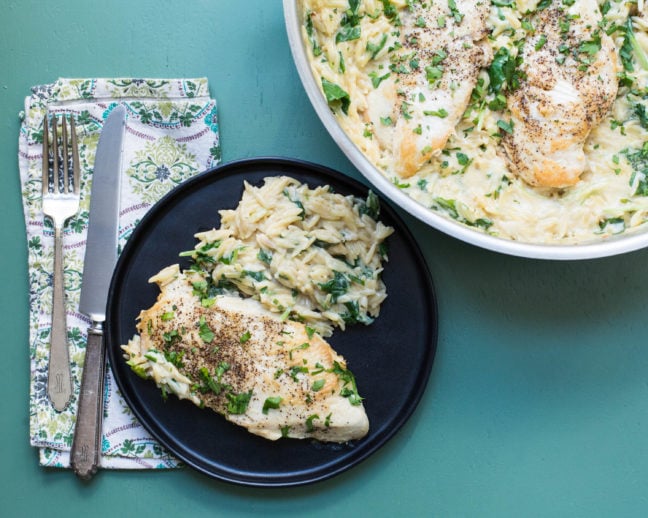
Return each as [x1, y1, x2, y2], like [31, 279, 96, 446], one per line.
[42, 113, 80, 196]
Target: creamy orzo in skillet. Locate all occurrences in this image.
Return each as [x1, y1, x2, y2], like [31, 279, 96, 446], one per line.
[299, 0, 648, 244]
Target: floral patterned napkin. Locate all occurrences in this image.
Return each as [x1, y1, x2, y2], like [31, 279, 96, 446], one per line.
[19, 78, 221, 469]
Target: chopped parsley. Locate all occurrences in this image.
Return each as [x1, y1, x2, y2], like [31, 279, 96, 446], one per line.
[162, 329, 181, 347]
[488, 47, 523, 97]
[198, 315, 215, 343]
[635, 103, 648, 130]
[329, 361, 362, 405]
[497, 119, 514, 134]
[289, 365, 309, 382]
[535, 34, 547, 51]
[160, 311, 175, 321]
[164, 350, 184, 369]
[448, 0, 464, 23]
[369, 70, 391, 88]
[311, 379, 326, 392]
[289, 342, 310, 360]
[226, 390, 253, 415]
[624, 142, 648, 196]
[262, 396, 283, 414]
[306, 414, 320, 432]
[197, 362, 231, 395]
[424, 108, 449, 118]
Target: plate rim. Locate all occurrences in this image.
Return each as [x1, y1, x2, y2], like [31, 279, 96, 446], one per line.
[106, 156, 438, 487]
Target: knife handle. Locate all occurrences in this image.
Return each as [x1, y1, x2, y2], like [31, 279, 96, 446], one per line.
[71, 324, 106, 480]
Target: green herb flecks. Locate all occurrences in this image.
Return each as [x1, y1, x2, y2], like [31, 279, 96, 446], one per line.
[289, 342, 310, 360]
[448, 0, 464, 23]
[306, 414, 320, 432]
[162, 329, 181, 348]
[290, 365, 309, 382]
[198, 315, 215, 344]
[329, 361, 363, 405]
[381, 0, 401, 25]
[624, 142, 648, 196]
[535, 34, 547, 51]
[424, 108, 449, 118]
[620, 18, 648, 75]
[226, 391, 253, 415]
[635, 103, 648, 130]
[197, 362, 231, 395]
[262, 396, 283, 414]
[311, 379, 326, 392]
[369, 70, 391, 88]
[488, 46, 524, 98]
[180, 240, 221, 272]
[164, 350, 184, 369]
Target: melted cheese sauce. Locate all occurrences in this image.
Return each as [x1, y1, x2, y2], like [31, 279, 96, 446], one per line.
[300, 0, 648, 244]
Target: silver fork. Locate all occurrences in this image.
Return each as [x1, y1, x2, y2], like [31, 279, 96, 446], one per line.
[42, 114, 80, 412]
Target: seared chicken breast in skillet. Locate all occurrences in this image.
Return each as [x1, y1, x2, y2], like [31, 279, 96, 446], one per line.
[365, 0, 491, 178]
[501, 0, 618, 188]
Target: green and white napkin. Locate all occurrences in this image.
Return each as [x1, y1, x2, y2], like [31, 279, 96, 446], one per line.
[19, 77, 221, 469]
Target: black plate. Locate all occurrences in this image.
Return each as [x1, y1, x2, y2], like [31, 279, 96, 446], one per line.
[106, 157, 437, 487]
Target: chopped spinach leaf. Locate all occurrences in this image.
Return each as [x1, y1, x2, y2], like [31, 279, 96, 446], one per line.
[321, 78, 351, 115]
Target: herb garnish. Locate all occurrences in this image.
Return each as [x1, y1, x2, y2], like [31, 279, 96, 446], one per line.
[226, 391, 253, 414]
[262, 396, 283, 414]
[198, 315, 215, 343]
[329, 361, 362, 405]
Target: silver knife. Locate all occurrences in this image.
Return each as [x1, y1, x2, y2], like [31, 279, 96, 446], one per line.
[71, 105, 126, 480]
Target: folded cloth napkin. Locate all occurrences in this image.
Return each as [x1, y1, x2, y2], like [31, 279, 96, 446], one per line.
[19, 77, 221, 469]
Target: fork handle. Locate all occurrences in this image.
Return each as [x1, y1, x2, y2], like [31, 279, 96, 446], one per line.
[47, 224, 73, 411]
[71, 324, 106, 480]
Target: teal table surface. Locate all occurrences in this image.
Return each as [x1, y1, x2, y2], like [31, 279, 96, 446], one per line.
[2, 1, 648, 516]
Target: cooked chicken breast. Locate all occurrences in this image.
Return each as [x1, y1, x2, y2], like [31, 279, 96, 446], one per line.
[502, 0, 619, 188]
[122, 264, 369, 443]
[366, 0, 491, 178]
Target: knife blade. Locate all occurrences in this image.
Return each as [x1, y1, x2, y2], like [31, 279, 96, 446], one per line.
[71, 104, 126, 480]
